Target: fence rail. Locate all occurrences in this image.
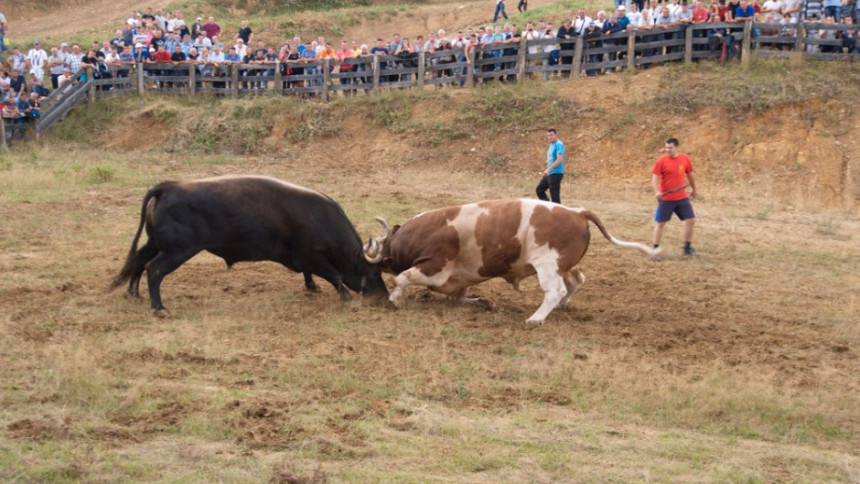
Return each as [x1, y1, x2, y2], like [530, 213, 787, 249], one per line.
[3, 20, 857, 146]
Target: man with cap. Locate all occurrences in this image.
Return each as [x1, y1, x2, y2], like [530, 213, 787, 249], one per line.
[26, 40, 49, 82]
[47, 46, 66, 89]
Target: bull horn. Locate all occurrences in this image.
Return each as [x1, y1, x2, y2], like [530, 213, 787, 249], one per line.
[375, 217, 390, 236]
[364, 238, 383, 264]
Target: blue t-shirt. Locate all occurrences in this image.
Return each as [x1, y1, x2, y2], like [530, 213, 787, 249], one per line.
[547, 140, 566, 175]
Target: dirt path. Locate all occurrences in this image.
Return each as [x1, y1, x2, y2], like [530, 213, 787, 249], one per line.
[7, 0, 562, 48]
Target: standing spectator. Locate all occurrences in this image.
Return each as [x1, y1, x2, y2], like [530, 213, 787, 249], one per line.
[0, 70, 10, 90]
[802, 0, 824, 19]
[337, 40, 355, 94]
[651, 137, 698, 260]
[557, 19, 576, 75]
[583, 21, 604, 76]
[7, 47, 27, 74]
[629, 3, 645, 26]
[203, 16, 221, 39]
[542, 23, 560, 80]
[494, 0, 510, 23]
[64, 45, 83, 77]
[841, 0, 858, 24]
[524, 22, 542, 78]
[783, 0, 802, 21]
[174, 11, 189, 38]
[191, 17, 204, 38]
[133, 43, 150, 63]
[234, 38, 248, 59]
[238, 19, 253, 45]
[518, 0, 528, 13]
[47, 46, 65, 89]
[823, 0, 842, 20]
[536, 128, 566, 204]
[0, 11, 7, 56]
[573, 9, 594, 35]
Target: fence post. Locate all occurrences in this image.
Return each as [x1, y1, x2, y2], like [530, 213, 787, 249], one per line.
[572, 37, 584, 78]
[466, 49, 475, 87]
[322, 59, 331, 101]
[87, 67, 95, 104]
[741, 21, 752, 64]
[627, 30, 636, 71]
[795, 22, 806, 54]
[417, 51, 426, 89]
[188, 64, 196, 96]
[137, 63, 145, 97]
[684, 25, 694, 63]
[517, 37, 527, 81]
[372, 56, 380, 93]
[274, 61, 282, 93]
[231, 64, 239, 99]
[1, 118, 6, 149]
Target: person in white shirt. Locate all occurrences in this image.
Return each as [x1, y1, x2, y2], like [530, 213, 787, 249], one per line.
[26, 40, 49, 82]
[627, 3, 645, 27]
[573, 9, 594, 35]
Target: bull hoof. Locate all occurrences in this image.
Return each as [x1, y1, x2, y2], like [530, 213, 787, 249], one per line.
[524, 318, 545, 328]
[478, 298, 497, 311]
[152, 308, 172, 319]
[305, 285, 322, 293]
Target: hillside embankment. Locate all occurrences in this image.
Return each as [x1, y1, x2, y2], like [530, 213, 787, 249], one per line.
[47, 61, 859, 213]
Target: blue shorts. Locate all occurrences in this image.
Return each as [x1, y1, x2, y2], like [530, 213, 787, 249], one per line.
[655, 198, 696, 223]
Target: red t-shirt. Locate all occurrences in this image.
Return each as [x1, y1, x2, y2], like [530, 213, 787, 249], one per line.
[652, 153, 692, 201]
[153, 50, 171, 62]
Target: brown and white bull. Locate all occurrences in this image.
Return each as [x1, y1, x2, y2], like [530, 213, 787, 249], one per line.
[363, 198, 659, 324]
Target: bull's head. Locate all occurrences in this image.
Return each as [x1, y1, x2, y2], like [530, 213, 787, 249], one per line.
[363, 217, 390, 264]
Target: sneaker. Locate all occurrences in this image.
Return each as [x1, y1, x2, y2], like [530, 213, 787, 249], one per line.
[684, 247, 699, 258]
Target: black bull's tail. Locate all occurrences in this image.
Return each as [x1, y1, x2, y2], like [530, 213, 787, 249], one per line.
[581, 210, 661, 257]
[108, 186, 162, 292]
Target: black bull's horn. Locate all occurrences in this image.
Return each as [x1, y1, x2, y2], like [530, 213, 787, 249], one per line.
[363, 217, 390, 263]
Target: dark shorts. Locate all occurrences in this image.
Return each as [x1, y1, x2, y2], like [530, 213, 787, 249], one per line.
[655, 198, 695, 222]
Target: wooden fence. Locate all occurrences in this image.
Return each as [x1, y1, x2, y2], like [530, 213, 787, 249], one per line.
[2, 20, 857, 147]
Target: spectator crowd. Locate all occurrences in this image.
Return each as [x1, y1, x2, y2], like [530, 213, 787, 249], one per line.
[1, 1, 858, 120]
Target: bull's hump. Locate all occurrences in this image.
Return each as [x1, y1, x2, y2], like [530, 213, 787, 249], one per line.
[189, 175, 327, 198]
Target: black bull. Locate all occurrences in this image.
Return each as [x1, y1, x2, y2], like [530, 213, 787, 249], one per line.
[109, 176, 388, 315]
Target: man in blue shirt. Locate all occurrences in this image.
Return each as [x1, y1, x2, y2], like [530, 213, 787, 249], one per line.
[536, 128, 566, 204]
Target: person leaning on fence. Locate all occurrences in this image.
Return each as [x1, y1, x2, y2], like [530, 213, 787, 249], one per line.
[838, 16, 858, 52]
[583, 21, 604, 76]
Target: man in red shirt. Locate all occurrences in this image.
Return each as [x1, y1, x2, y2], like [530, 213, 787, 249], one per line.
[651, 137, 698, 260]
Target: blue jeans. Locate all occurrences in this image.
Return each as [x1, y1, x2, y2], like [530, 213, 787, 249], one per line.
[493, 2, 508, 22]
[824, 5, 840, 21]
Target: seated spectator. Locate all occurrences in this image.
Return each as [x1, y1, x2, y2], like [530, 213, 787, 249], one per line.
[0, 71, 11, 91]
[9, 70, 26, 95]
[29, 74, 49, 99]
[16, 91, 37, 121]
[819, 15, 839, 52]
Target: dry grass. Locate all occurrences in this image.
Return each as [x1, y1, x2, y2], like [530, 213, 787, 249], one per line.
[0, 139, 857, 482]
